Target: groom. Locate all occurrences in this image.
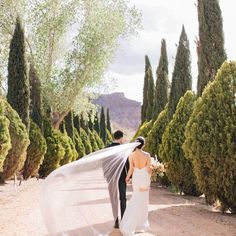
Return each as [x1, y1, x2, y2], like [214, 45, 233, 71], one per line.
[106, 130, 129, 229]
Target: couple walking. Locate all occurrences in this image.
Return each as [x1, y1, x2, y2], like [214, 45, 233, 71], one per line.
[107, 130, 152, 236]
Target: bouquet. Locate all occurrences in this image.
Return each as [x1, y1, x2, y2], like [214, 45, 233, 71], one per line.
[150, 156, 165, 182]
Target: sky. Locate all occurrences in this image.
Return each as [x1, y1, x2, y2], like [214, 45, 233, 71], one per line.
[105, 0, 236, 102]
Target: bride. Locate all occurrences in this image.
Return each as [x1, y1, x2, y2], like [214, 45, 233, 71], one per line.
[41, 137, 152, 236]
[120, 136, 152, 236]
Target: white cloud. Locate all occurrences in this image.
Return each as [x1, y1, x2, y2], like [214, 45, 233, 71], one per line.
[107, 0, 236, 102]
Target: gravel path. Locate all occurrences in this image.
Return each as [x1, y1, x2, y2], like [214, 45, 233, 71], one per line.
[0, 179, 235, 236]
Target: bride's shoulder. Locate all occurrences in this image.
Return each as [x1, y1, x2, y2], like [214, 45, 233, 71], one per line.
[142, 150, 150, 157]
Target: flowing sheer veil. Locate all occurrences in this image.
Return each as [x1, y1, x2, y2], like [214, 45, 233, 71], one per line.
[41, 142, 139, 236]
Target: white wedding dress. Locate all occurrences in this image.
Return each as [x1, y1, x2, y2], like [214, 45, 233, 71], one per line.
[120, 166, 151, 236]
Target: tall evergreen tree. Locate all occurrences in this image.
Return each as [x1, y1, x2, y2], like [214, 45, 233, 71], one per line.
[183, 62, 236, 210]
[146, 65, 155, 121]
[100, 107, 106, 144]
[64, 111, 74, 141]
[159, 91, 200, 196]
[152, 39, 169, 120]
[73, 115, 80, 134]
[7, 17, 30, 129]
[88, 111, 94, 131]
[29, 63, 42, 129]
[80, 114, 87, 131]
[197, 0, 226, 96]
[168, 26, 192, 119]
[94, 112, 100, 134]
[106, 108, 111, 133]
[141, 55, 151, 123]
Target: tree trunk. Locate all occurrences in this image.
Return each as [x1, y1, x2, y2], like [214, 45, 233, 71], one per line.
[52, 111, 69, 129]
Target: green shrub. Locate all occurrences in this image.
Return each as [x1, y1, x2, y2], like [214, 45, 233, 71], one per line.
[145, 105, 169, 158]
[132, 120, 153, 141]
[88, 129, 99, 152]
[39, 119, 65, 177]
[59, 132, 77, 165]
[183, 62, 236, 210]
[23, 121, 47, 179]
[80, 128, 92, 155]
[0, 99, 29, 182]
[73, 128, 86, 158]
[0, 113, 11, 172]
[93, 130, 104, 149]
[159, 91, 201, 196]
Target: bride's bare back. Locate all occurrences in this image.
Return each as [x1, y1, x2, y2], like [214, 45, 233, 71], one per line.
[130, 149, 150, 170]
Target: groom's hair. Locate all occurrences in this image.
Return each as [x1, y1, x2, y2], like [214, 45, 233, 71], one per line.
[113, 130, 124, 140]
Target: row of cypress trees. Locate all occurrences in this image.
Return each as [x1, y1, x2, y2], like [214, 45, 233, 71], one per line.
[0, 17, 113, 182]
[136, 0, 236, 212]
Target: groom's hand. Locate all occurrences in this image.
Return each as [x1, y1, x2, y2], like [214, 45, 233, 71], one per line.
[126, 177, 131, 184]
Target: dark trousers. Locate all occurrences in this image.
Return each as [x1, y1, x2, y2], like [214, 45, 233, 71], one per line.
[115, 178, 126, 224]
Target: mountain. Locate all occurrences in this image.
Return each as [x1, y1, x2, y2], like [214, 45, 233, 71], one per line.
[93, 92, 141, 140]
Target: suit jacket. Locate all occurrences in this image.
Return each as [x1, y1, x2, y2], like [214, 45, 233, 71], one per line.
[106, 142, 129, 183]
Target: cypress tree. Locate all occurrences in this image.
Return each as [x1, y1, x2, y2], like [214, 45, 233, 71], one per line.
[168, 26, 192, 119]
[93, 130, 104, 149]
[80, 128, 92, 154]
[197, 0, 226, 96]
[73, 128, 86, 158]
[183, 62, 236, 210]
[88, 111, 94, 131]
[145, 105, 169, 158]
[7, 17, 30, 129]
[146, 65, 155, 121]
[80, 114, 87, 132]
[88, 129, 99, 152]
[159, 91, 200, 196]
[106, 108, 111, 133]
[94, 112, 100, 134]
[153, 39, 169, 120]
[73, 115, 80, 134]
[100, 107, 106, 144]
[64, 111, 74, 141]
[29, 63, 42, 130]
[141, 55, 151, 123]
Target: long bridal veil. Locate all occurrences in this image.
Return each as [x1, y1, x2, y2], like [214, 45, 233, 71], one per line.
[41, 142, 139, 236]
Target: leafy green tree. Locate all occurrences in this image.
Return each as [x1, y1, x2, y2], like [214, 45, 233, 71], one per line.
[29, 63, 43, 130]
[159, 91, 200, 196]
[106, 108, 112, 133]
[168, 26, 192, 119]
[153, 39, 169, 120]
[100, 107, 106, 144]
[80, 128, 92, 155]
[23, 121, 47, 179]
[0, 98, 29, 183]
[7, 17, 30, 129]
[197, 0, 226, 96]
[183, 62, 236, 211]
[0, 105, 11, 172]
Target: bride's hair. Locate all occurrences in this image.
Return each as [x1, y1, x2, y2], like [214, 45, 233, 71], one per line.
[135, 136, 145, 149]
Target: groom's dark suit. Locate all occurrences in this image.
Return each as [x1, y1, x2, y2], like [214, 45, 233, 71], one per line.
[106, 142, 129, 227]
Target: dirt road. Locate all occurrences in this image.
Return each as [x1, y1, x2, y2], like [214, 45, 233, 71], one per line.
[0, 179, 235, 236]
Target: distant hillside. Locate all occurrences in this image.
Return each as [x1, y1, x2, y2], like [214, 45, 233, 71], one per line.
[93, 92, 141, 140]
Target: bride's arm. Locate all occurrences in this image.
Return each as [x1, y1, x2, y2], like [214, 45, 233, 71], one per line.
[125, 156, 134, 183]
[146, 155, 152, 175]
